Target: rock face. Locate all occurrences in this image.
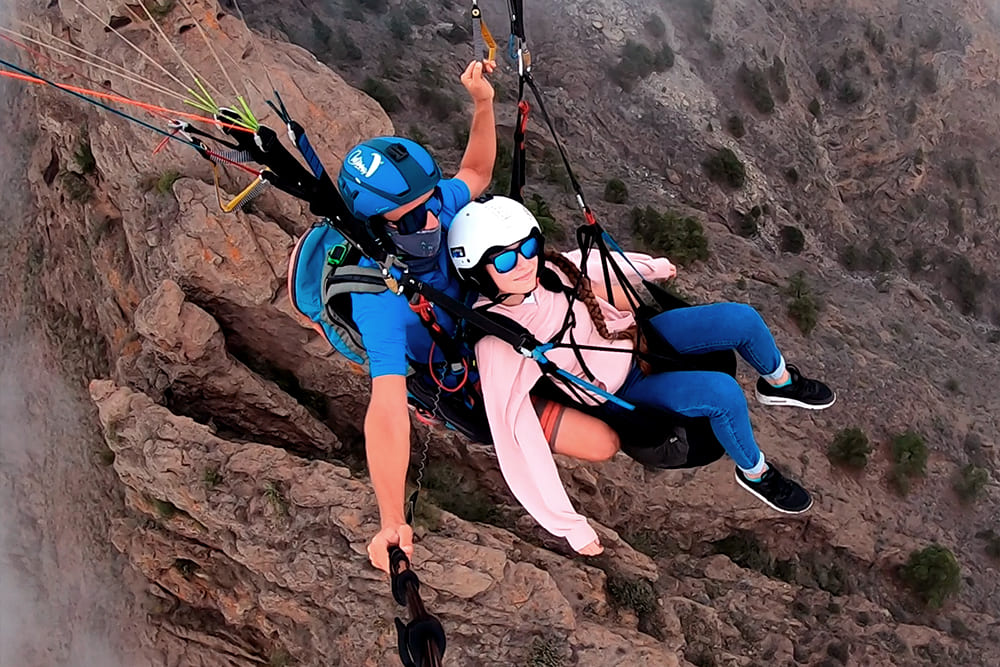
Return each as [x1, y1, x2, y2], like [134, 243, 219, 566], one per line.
[7, 0, 1000, 665]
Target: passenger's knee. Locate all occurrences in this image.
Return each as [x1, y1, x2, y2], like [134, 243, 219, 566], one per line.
[712, 373, 749, 409]
[727, 302, 764, 326]
[602, 430, 622, 460]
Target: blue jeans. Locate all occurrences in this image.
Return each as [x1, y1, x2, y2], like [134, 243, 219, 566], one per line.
[612, 303, 785, 470]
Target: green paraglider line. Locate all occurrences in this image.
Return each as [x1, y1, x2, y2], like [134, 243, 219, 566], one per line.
[0, 56, 261, 175]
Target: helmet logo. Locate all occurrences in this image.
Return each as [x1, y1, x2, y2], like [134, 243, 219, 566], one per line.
[348, 148, 382, 178]
[450, 247, 466, 258]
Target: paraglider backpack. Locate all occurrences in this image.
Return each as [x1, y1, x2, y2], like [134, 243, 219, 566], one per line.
[287, 220, 387, 366]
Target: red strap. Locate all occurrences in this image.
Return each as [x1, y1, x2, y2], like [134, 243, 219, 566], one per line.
[517, 100, 531, 135]
[409, 296, 435, 322]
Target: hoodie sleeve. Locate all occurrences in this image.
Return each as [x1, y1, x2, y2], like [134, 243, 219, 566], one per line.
[475, 335, 599, 552]
[562, 249, 676, 284]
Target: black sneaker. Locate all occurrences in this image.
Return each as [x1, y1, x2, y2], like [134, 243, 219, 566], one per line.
[755, 364, 836, 410]
[734, 465, 813, 514]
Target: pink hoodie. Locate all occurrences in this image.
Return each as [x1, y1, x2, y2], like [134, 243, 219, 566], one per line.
[475, 251, 676, 551]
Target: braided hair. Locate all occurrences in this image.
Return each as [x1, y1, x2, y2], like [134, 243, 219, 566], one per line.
[542, 250, 637, 340]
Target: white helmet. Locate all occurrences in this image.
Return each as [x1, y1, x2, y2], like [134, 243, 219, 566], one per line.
[448, 196, 543, 299]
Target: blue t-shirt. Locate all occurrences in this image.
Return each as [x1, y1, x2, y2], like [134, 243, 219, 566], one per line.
[351, 178, 472, 378]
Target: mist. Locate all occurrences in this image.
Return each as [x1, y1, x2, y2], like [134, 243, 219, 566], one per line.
[0, 0, 144, 664]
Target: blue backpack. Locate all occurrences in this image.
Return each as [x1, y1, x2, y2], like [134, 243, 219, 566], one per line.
[287, 221, 388, 367]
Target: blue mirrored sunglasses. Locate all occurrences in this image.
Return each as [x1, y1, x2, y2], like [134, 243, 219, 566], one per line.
[490, 235, 540, 274]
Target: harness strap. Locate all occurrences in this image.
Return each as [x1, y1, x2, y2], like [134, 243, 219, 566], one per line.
[409, 294, 468, 376]
[471, 1, 497, 62]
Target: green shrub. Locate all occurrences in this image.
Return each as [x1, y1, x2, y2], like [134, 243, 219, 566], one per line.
[838, 48, 866, 71]
[417, 86, 461, 118]
[702, 147, 746, 188]
[422, 463, 506, 526]
[526, 194, 564, 241]
[404, 1, 430, 25]
[174, 558, 198, 579]
[900, 544, 960, 608]
[73, 133, 96, 174]
[780, 225, 805, 253]
[919, 27, 943, 50]
[332, 26, 363, 62]
[527, 634, 568, 667]
[918, 64, 938, 93]
[204, 467, 222, 489]
[156, 170, 181, 195]
[726, 114, 745, 138]
[866, 241, 895, 271]
[692, 0, 714, 25]
[61, 172, 93, 202]
[808, 98, 821, 118]
[604, 178, 629, 204]
[264, 481, 289, 517]
[828, 427, 872, 468]
[815, 66, 832, 90]
[906, 247, 926, 274]
[946, 197, 964, 235]
[736, 211, 758, 238]
[735, 205, 762, 238]
[388, 11, 411, 41]
[358, 0, 388, 14]
[839, 241, 895, 273]
[96, 446, 115, 466]
[837, 80, 865, 104]
[866, 22, 887, 53]
[491, 136, 513, 195]
[945, 158, 980, 190]
[362, 77, 402, 112]
[769, 56, 790, 104]
[946, 255, 985, 315]
[538, 148, 570, 191]
[268, 648, 294, 667]
[644, 14, 666, 39]
[891, 431, 929, 495]
[610, 39, 674, 92]
[148, 0, 176, 20]
[982, 530, 1000, 559]
[607, 575, 657, 616]
[631, 206, 709, 266]
[624, 529, 678, 559]
[738, 63, 774, 113]
[151, 497, 177, 519]
[786, 272, 820, 335]
[953, 464, 989, 502]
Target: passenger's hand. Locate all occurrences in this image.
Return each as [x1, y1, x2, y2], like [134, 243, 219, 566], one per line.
[577, 539, 604, 556]
[367, 523, 414, 573]
[461, 60, 495, 104]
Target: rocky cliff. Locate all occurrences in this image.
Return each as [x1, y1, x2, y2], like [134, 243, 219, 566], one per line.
[3, 0, 999, 665]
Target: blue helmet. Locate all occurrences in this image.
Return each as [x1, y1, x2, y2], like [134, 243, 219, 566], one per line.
[337, 137, 442, 219]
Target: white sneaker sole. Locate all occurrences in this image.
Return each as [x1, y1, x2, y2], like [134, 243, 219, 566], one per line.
[755, 389, 837, 410]
[734, 470, 814, 514]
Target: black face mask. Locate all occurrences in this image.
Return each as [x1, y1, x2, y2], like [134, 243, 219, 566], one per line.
[386, 225, 442, 259]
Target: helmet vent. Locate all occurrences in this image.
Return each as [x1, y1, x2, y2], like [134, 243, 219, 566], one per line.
[386, 142, 410, 162]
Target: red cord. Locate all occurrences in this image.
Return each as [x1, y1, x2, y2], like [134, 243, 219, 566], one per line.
[428, 342, 468, 393]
